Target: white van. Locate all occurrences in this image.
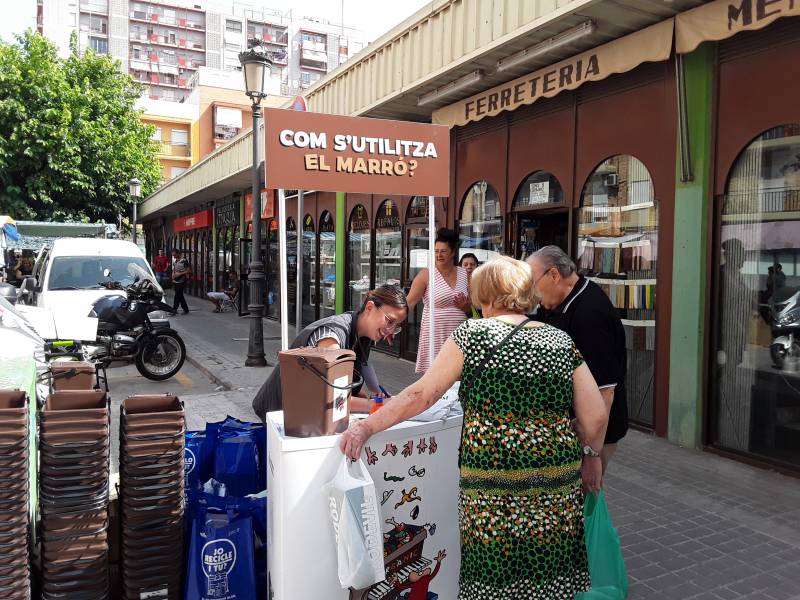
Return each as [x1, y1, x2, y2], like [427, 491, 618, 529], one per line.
[21, 238, 157, 318]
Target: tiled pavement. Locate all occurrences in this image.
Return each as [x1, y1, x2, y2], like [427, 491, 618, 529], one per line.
[165, 298, 800, 599]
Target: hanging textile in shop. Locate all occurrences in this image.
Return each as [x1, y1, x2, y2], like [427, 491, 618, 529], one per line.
[432, 19, 673, 128]
[676, 0, 800, 54]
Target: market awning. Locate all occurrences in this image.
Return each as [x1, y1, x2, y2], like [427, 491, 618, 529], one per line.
[675, 0, 800, 54]
[432, 19, 674, 128]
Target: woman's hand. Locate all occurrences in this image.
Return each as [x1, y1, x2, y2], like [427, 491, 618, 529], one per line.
[453, 292, 470, 311]
[581, 456, 603, 493]
[340, 419, 373, 460]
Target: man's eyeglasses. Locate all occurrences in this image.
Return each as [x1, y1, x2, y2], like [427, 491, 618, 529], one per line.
[532, 266, 556, 288]
[377, 306, 403, 335]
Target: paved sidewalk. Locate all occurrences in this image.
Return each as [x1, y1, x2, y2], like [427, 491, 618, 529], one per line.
[167, 301, 800, 599]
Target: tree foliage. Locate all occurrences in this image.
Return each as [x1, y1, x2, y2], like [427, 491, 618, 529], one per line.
[0, 31, 161, 222]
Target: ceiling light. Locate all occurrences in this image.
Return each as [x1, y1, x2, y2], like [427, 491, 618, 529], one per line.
[496, 20, 597, 73]
[417, 69, 484, 106]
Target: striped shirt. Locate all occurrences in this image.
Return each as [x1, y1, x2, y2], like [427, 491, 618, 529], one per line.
[416, 266, 469, 374]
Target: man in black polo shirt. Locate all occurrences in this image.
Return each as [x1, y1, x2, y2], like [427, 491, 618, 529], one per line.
[528, 246, 627, 473]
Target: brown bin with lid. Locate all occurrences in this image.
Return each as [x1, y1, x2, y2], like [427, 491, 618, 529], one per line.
[50, 361, 97, 390]
[279, 347, 357, 437]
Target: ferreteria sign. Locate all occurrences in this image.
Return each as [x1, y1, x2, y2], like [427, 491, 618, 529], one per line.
[433, 19, 674, 128]
[676, 0, 800, 54]
[264, 108, 450, 197]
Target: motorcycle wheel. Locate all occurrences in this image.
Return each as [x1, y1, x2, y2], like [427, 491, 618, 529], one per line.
[135, 331, 186, 381]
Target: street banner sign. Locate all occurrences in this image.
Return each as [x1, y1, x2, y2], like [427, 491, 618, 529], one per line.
[264, 109, 450, 197]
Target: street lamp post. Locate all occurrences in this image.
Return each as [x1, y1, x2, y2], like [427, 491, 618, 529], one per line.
[128, 178, 141, 245]
[239, 40, 273, 368]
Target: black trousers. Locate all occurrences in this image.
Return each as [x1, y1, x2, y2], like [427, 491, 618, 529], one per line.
[173, 282, 189, 313]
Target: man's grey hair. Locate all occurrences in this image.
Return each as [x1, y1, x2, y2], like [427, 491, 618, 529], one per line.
[529, 245, 576, 277]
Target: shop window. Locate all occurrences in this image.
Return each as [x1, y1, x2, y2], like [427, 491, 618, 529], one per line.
[513, 171, 564, 210]
[576, 155, 658, 427]
[287, 217, 298, 325]
[348, 205, 371, 311]
[319, 211, 336, 318]
[267, 219, 280, 318]
[458, 181, 503, 262]
[375, 199, 402, 355]
[713, 124, 800, 465]
[405, 196, 437, 363]
[302, 215, 316, 326]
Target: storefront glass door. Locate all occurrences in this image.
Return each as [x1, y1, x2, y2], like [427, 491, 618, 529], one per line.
[375, 199, 402, 356]
[302, 215, 317, 326]
[712, 123, 800, 467]
[348, 205, 371, 311]
[286, 217, 298, 325]
[511, 212, 569, 260]
[318, 211, 336, 318]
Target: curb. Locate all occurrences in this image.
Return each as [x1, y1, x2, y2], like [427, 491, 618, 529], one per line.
[184, 352, 235, 392]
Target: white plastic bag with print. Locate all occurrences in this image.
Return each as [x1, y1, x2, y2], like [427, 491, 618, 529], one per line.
[326, 456, 385, 589]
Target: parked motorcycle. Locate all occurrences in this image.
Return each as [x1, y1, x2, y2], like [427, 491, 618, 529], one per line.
[85, 266, 186, 381]
[769, 287, 800, 370]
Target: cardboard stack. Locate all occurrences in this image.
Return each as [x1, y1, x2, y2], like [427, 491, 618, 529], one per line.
[39, 390, 110, 600]
[0, 390, 32, 599]
[119, 394, 185, 600]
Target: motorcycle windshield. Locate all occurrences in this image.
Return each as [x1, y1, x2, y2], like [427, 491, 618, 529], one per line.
[128, 263, 163, 295]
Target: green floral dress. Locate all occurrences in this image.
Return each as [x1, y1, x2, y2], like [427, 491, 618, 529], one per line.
[452, 318, 590, 600]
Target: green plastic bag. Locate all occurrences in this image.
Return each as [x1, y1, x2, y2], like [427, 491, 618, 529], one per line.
[575, 491, 629, 600]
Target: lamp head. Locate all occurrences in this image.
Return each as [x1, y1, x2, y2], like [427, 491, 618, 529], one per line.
[128, 177, 141, 199]
[239, 39, 273, 101]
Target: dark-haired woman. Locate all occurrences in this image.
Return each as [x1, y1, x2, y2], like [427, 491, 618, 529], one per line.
[459, 253, 481, 319]
[407, 228, 469, 374]
[252, 284, 408, 420]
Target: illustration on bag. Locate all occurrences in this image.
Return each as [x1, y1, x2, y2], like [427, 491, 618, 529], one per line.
[348, 518, 441, 600]
[202, 539, 237, 597]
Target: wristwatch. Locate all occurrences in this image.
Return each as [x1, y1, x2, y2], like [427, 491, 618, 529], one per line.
[582, 444, 601, 458]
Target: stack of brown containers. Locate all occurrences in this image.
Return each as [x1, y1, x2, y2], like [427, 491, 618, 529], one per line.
[120, 395, 185, 600]
[49, 362, 97, 392]
[0, 390, 31, 598]
[39, 390, 110, 600]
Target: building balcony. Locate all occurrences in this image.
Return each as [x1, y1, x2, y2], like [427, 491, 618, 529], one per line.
[129, 34, 205, 52]
[300, 61, 327, 73]
[129, 14, 205, 33]
[158, 143, 191, 158]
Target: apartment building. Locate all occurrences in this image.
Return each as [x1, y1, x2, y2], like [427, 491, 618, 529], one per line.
[136, 98, 199, 182]
[37, 0, 366, 102]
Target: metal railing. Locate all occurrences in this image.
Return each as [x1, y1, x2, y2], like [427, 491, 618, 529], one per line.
[159, 143, 190, 158]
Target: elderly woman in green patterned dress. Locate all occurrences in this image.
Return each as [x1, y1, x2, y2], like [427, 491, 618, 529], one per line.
[341, 255, 608, 600]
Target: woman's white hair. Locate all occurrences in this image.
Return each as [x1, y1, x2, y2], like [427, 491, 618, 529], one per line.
[470, 255, 537, 313]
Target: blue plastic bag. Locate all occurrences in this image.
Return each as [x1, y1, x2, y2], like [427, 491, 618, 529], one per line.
[185, 511, 256, 600]
[187, 489, 266, 546]
[206, 417, 267, 491]
[185, 431, 213, 492]
[213, 429, 260, 497]
[576, 491, 629, 600]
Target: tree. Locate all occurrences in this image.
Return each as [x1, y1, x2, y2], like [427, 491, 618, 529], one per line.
[0, 31, 161, 222]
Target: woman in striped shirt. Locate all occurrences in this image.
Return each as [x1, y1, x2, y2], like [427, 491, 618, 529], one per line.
[407, 228, 471, 373]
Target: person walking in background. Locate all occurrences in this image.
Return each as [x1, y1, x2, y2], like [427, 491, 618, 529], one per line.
[406, 228, 470, 373]
[152, 249, 169, 287]
[342, 256, 608, 600]
[171, 248, 192, 315]
[459, 253, 481, 318]
[528, 245, 627, 474]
